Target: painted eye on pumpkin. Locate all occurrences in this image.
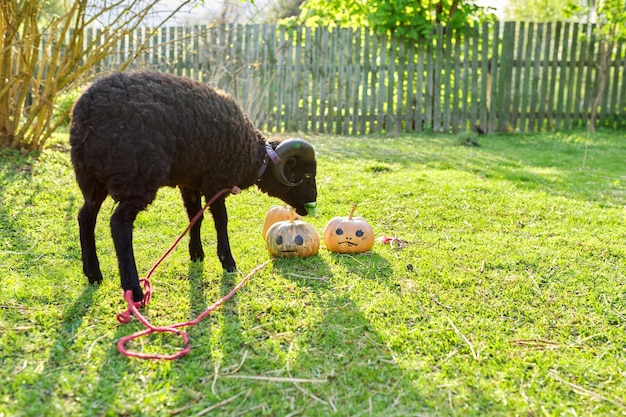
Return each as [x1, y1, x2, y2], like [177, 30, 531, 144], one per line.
[356, 229, 364, 237]
[295, 235, 304, 245]
[335, 228, 344, 236]
[276, 235, 283, 245]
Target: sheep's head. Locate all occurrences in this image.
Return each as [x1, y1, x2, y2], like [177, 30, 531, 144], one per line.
[259, 138, 317, 217]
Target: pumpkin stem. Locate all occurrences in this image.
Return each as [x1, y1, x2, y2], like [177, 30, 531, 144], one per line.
[349, 204, 357, 220]
[289, 207, 295, 222]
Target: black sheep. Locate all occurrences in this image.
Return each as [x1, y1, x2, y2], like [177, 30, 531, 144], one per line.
[70, 71, 317, 302]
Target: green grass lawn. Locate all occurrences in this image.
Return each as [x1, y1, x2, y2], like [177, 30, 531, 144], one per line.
[1, 130, 624, 416]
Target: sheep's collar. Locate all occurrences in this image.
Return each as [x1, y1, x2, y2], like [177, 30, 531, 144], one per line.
[257, 143, 281, 179]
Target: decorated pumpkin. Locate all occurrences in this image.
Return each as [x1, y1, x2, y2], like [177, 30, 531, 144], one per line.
[323, 204, 374, 253]
[266, 208, 319, 258]
[262, 205, 301, 238]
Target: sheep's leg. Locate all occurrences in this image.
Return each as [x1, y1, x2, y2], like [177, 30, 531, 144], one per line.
[180, 187, 204, 262]
[209, 197, 236, 272]
[77, 190, 107, 284]
[110, 201, 145, 303]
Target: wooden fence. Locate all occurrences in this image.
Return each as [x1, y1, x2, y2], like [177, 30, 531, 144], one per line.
[93, 22, 626, 134]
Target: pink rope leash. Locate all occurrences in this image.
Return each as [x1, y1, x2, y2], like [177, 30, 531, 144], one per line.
[117, 260, 270, 360]
[115, 186, 270, 360]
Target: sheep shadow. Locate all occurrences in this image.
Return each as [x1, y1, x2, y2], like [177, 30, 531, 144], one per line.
[179, 259, 256, 361]
[187, 260, 208, 318]
[268, 253, 427, 414]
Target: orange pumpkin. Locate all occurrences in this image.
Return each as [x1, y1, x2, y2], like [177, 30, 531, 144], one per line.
[262, 205, 301, 238]
[323, 204, 374, 253]
[266, 208, 319, 258]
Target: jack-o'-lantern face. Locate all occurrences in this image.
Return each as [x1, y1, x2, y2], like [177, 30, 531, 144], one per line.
[265, 209, 319, 258]
[323, 205, 375, 254]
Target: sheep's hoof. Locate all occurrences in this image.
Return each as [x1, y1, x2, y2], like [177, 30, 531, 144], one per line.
[190, 252, 205, 262]
[189, 244, 204, 262]
[131, 287, 144, 303]
[86, 271, 103, 285]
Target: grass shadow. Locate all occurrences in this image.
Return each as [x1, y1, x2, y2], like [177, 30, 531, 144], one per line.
[187, 261, 208, 318]
[270, 254, 333, 289]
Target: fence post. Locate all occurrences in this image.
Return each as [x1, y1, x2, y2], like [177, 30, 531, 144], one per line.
[496, 21, 515, 132]
[479, 21, 490, 132]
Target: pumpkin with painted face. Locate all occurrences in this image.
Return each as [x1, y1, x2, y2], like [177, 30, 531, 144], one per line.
[266, 208, 319, 258]
[323, 204, 374, 253]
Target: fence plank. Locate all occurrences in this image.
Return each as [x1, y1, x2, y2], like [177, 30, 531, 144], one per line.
[584, 26, 597, 126]
[479, 22, 490, 132]
[599, 42, 611, 126]
[563, 23, 578, 129]
[451, 30, 462, 133]
[442, 28, 453, 133]
[309, 27, 320, 132]
[405, 42, 416, 132]
[528, 23, 543, 131]
[488, 21, 499, 132]
[546, 22, 560, 129]
[432, 26, 443, 132]
[415, 41, 425, 132]
[554, 22, 568, 130]
[573, 25, 588, 127]
[384, 37, 395, 132]
[359, 29, 370, 134]
[350, 29, 362, 135]
[511, 22, 524, 130]
[395, 40, 405, 133]
[376, 35, 387, 133]
[537, 23, 551, 130]
[618, 43, 626, 128]
[336, 29, 348, 134]
[316, 28, 328, 133]
[456, 28, 467, 133]
[468, 25, 479, 131]
[300, 27, 311, 132]
[497, 21, 515, 132]
[607, 42, 621, 127]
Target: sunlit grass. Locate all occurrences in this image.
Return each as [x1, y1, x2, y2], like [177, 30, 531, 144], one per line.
[1, 130, 624, 416]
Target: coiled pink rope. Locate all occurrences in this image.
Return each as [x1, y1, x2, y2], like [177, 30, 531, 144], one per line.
[115, 186, 270, 360]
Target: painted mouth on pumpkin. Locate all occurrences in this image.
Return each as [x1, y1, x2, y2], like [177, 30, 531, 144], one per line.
[338, 241, 357, 246]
